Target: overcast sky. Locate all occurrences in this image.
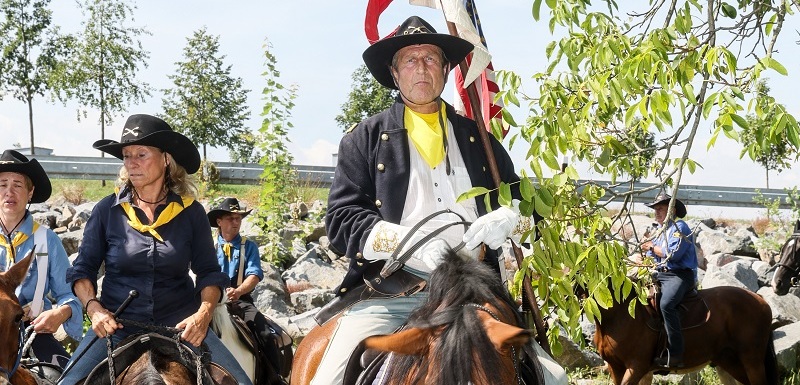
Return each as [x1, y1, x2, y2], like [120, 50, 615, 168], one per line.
[2, 1, 800, 207]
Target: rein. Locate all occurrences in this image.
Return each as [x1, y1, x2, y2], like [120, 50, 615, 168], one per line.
[0, 320, 25, 381]
[107, 318, 211, 385]
[463, 304, 522, 385]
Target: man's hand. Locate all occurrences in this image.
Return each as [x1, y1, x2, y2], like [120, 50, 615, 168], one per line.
[463, 206, 519, 250]
[226, 287, 241, 301]
[31, 306, 71, 334]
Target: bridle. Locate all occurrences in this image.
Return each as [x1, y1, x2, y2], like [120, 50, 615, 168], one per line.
[464, 303, 522, 385]
[0, 319, 25, 381]
[776, 234, 800, 287]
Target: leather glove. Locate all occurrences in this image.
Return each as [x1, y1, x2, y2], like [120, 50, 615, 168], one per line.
[404, 238, 452, 272]
[463, 205, 519, 250]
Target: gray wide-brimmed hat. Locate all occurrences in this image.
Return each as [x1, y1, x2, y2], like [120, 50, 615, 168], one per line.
[93, 114, 201, 174]
[362, 16, 473, 89]
[646, 193, 687, 218]
[0, 149, 52, 203]
[207, 197, 252, 227]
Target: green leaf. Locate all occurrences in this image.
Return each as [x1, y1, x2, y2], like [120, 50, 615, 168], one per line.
[731, 114, 748, 130]
[764, 57, 788, 76]
[721, 3, 737, 18]
[456, 187, 491, 203]
[499, 183, 512, 207]
[542, 150, 560, 170]
[532, 0, 543, 21]
[520, 176, 534, 201]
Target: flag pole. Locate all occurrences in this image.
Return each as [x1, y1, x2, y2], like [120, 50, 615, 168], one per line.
[440, 18, 551, 355]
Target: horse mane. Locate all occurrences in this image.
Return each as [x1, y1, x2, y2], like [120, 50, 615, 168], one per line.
[386, 251, 523, 384]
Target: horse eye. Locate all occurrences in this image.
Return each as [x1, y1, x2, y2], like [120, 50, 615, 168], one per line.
[13, 311, 23, 324]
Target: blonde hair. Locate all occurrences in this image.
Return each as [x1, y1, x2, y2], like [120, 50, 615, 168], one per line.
[117, 151, 198, 199]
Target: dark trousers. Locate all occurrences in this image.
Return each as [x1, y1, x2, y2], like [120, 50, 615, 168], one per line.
[25, 327, 70, 369]
[657, 270, 695, 358]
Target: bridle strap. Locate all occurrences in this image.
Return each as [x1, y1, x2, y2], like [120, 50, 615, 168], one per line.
[0, 320, 25, 379]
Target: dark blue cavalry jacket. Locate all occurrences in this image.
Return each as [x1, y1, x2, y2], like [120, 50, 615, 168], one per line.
[325, 99, 522, 296]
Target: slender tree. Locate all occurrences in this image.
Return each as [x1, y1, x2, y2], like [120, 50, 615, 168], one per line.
[59, 0, 151, 155]
[254, 39, 297, 264]
[740, 79, 793, 188]
[0, 0, 72, 154]
[334, 64, 397, 132]
[161, 27, 250, 162]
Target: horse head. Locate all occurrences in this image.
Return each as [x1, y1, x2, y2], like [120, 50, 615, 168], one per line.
[362, 250, 531, 385]
[773, 232, 800, 295]
[0, 253, 34, 384]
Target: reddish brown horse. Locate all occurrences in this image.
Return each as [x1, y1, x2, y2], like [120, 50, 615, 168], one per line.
[772, 231, 800, 295]
[291, 252, 536, 385]
[0, 253, 38, 385]
[592, 281, 777, 385]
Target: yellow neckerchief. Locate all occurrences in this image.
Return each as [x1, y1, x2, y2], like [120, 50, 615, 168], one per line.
[0, 220, 38, 268]
[117, 187, 194, 242]
[222, 243, 232, 261]
[405, 102, 447, 168]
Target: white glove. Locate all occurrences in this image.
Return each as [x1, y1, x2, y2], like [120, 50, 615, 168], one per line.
[463, 206, 519, 250]
[404, 238, 452, 272]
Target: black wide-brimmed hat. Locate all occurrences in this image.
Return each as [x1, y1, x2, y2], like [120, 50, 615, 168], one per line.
[646, 193, 687, 218]
[363, 16, 474, 89]
[93, 114, 201, 174]
[207, 197, 252, 227]
[0, 149, 52, 203]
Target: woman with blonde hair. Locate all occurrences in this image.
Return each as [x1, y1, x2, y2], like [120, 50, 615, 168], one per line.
[61, 114, 252, 385]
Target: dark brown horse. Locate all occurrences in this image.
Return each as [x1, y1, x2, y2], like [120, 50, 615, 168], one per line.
[0, 253, 38, 385]
[291, 252, 542, 385]
[592, 280, 778, 385]
[772, 231, 800, 295]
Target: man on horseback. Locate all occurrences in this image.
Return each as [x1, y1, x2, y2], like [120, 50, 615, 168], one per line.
[317, 15, 534, 384]
[208, 197, 292, 384]
[639, 194, 698, 369]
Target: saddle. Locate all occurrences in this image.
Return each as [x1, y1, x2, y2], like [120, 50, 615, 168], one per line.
[222, 302, 293, 383]
[645, 285, 710, 332]
[81, 332, 233, 385]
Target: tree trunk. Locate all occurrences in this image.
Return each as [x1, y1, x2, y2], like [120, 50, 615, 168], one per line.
[766, 168, 770, 189]
[27, 95, 35, 155]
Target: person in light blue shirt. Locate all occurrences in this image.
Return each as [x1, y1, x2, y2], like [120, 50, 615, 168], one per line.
[640, 193, 698, 369]
[0, 149, 82, 368]
[209, 197, 292, 384]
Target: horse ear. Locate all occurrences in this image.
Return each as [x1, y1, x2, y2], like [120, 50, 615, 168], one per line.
[363, 328, 432, 356]
[481, 316, 532, 352]
[1, 251, 34, 288]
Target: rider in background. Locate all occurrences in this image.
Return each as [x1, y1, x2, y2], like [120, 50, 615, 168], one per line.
[208, 197, 291, 384]
[0, 149, 82, 368]
[640, 193, 698, 368]
[317, 16, 534, 384]
[61, 114, 252, 385]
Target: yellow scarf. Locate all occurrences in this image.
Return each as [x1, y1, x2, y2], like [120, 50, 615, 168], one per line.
[119, 190, 194, 242]
[0, 221, 38, 268]
[405, 103, 447, 168]
[222, 243, 232, 261]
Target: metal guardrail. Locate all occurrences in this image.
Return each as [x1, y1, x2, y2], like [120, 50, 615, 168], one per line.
[34, 155, 790, 209]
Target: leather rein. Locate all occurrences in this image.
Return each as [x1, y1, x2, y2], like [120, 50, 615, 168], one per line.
[0, 320, 25, 381]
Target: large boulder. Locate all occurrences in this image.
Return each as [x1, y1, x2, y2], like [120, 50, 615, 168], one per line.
[773, 322, 800, 373]
[696, 226, 758, 258]
[758, 287, 800, 327]
[282, 246, 347, 291]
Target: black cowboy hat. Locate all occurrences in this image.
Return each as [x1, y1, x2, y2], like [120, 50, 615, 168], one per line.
[363, 16, 474, 89]
[646, 193, 687, 218]
[207, 197, 252, 228]
[0, 150, 52, 203]
[93, 114, 201, 174]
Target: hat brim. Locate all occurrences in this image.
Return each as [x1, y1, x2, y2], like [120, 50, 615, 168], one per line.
[93, 131, 201, 174]
[646, 197, 687, 218]
[363, 33, 474, 89]
[0, 160, 52, 203]
[207, 209, 252, 228]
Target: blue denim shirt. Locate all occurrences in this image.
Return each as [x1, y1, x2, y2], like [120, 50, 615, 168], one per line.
[67, 187, 228, 331]
[0, 213, 82, 340]
[648, 219, 698, 273]
[215, 233, 263, 288]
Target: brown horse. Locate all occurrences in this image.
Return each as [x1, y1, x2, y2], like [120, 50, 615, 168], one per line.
[772, 231, 800, 295]
[291, 252, 537, 385]
[0, 253, 38, 385]
[592, 281, 778, 385]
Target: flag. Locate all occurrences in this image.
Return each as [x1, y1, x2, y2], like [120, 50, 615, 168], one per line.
[365, 0, 394, 44]
[410, 0, 505, 136]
